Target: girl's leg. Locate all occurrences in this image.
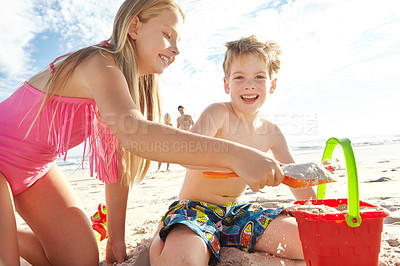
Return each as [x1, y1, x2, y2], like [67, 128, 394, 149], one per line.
[254, 214, 304, 259]
[18, 228, 51, 265]
[14, 164, 99, 265]
[0, 173, 20, 266]
[150, 223, 211, 266]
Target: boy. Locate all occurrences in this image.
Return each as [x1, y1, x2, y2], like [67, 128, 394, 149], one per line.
[150, 35, 316, 265]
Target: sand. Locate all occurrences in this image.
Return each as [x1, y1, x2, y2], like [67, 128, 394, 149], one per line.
[282, 162, 334, 181]
[18, 143, 400, 265]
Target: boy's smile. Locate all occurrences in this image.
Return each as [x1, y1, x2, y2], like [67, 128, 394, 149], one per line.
[224, 54, 275, 115]
[241, 94, 259, 104]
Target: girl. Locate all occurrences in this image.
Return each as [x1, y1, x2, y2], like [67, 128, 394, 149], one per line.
[0, 0, 284, 265]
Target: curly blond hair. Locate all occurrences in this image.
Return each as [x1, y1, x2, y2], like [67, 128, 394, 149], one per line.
[223, 35, 282, 80]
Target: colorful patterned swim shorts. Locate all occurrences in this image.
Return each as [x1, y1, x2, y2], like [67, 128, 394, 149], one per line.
[159, 200, 284, 265]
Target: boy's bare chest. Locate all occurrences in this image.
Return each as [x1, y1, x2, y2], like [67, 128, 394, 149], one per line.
[216, 122, 270, 152]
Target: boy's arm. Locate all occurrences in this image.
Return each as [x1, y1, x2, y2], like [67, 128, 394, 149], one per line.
[268, 122, 316, 200]
[289, 186, 316, 200]
[190, 103, 227, 136]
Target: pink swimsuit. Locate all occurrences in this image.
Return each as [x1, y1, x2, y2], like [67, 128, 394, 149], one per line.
[0, 82, 119, 195]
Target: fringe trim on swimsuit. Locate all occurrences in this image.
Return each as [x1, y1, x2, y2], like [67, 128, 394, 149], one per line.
[38, 94, 119, 183]
[87, 108, 119, 183]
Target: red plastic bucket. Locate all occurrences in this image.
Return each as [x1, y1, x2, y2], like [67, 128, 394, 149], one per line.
[291, 198, 390, 266]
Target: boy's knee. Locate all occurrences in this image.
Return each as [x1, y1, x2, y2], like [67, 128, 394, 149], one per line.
[150, 236, 207, 266]
[151, 251, 201, 266]
[149, 235, 164, 265]
[282, 221, 304, 260]
[150, 237, 190, 266]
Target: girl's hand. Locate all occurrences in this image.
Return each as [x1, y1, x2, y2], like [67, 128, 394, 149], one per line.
[233, 149, 284, 192]
[106, 238, 127, 264]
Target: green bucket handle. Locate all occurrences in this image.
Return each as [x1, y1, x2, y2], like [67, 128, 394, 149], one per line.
[316, 137, 362, 227]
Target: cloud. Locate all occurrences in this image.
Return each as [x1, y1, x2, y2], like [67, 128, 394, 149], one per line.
[0, 0, 122, 95]
[172, 0, 399, 98]
[0, 1, 120, 70]
[0, 0, 42, 77]
[35, 0, 122, 50]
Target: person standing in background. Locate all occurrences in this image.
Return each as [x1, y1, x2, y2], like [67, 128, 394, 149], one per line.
[176, 105, 194, 130]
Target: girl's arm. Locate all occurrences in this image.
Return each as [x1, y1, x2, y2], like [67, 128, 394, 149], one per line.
[105, 182, 129, 263]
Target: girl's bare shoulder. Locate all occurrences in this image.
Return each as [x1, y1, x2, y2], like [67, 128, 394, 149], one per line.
[75, 51, 120, 81]
[72, 51, 127, 96]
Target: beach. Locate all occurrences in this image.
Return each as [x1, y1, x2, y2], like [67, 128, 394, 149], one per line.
[18, 140, 400, 265]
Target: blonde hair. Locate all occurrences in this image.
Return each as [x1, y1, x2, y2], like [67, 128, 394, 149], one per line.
[33, 0, 185, 186]
[223, 35, 282, 80]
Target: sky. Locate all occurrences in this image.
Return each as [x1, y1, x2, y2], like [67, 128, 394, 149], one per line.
[1, 0, 399, 146]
